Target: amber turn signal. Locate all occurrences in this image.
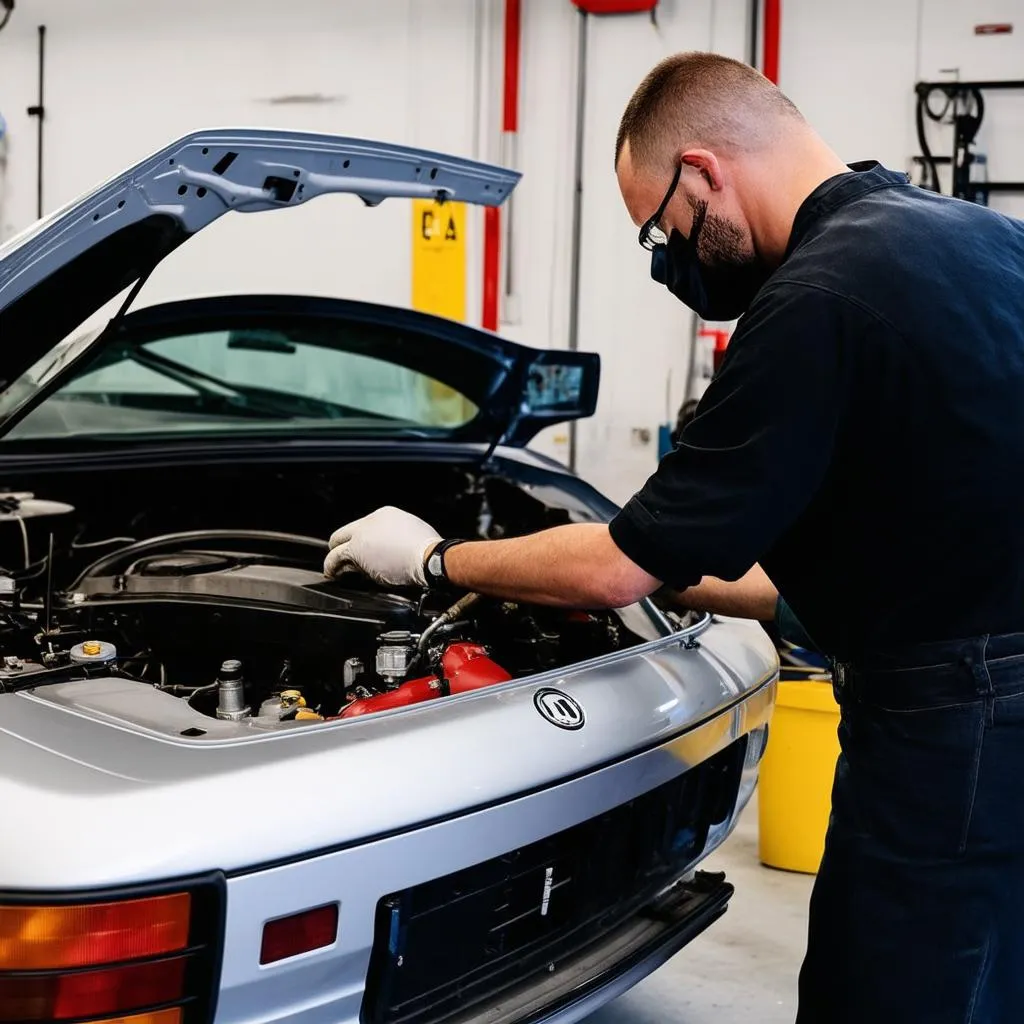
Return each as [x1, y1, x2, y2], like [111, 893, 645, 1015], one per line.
[85, 1011, 181, 1024]
[0, 893, 191, 971]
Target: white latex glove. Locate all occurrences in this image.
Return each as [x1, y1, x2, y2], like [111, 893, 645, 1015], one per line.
[323, 506, 442, 587]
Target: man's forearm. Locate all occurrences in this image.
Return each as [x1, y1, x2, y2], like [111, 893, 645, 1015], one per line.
[665, 564, 779, 621]
[442, 523, 662, 608]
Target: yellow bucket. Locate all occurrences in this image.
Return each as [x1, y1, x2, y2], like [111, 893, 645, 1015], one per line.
[758, 676, 841, 874]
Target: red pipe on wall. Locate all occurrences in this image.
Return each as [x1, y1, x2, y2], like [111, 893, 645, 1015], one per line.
[762, 0, 781, 84]
[482, 208, 501, 332]
[502, 0, 522, 135]
[482, 0, 521, 332]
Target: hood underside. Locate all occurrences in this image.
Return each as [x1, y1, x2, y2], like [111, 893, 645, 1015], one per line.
[0, 128, 519, 391]
[0, 130, 599, 447]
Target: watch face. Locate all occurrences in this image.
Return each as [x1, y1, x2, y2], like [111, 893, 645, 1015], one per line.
[428, 552, 443, 577]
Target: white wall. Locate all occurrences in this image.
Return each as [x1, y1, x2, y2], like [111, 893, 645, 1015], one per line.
[778, 0, 921, 170]
[2, 1, 1023, 507]
[514, 0, 750, 500]
[779, 0, 1024, 220]
[569, 2, 747, 500]
[0, 0, 483, 308]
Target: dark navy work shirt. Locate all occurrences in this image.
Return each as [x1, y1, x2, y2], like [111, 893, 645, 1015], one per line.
[609, 162, 1024, 662]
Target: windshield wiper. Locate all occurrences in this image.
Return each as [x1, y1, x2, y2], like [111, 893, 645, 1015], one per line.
[0, 269, 157, 437]
[112, 347, 397, 421]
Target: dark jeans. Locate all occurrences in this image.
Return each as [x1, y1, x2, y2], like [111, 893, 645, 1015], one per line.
[797, 633, 1024, 1024]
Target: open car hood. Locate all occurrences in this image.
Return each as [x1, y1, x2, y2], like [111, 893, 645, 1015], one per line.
[0, 129, 598, 446]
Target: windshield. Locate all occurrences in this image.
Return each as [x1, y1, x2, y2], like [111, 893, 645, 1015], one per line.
[3, 317, 481, 443]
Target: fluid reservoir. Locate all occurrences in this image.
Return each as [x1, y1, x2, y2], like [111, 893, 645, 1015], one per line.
[69, 640, 118, 665]
[258, 689, 308, 720]
[0, 492, 75, 572]
[258, 696, 285, 719]
[376, 631, 416, 688]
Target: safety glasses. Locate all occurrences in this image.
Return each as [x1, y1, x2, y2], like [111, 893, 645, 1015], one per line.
[638, 161, 682, 251]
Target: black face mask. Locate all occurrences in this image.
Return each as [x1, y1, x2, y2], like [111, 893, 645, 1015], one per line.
[650, 203, 768, 321]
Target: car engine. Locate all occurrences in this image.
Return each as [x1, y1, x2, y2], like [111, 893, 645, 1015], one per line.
[0, 494, 654, 729]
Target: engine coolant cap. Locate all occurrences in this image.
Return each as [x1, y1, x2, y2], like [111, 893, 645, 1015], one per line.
[70, 639, 118, 664]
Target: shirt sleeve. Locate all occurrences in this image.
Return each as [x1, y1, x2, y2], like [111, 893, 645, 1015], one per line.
[775, 595, 821, 652]
[608, 282, 854, 589]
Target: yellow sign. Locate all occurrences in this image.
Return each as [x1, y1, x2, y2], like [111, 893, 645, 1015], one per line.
[411, 199, 466, 323]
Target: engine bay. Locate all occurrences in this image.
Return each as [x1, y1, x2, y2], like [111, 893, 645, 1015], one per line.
[0, 459, 664, 732]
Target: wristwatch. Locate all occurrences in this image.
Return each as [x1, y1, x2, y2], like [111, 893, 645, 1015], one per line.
[423, 538, 466, 589]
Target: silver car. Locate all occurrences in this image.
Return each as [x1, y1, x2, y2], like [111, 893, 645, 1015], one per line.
[0, 131, 777, 1024]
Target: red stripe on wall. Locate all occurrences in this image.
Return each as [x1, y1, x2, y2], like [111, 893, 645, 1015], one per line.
[763, 0, 781, 84]
[482, 206, 501, 331]
[483, 0, 520, 328]
[502, 0, 522, 133]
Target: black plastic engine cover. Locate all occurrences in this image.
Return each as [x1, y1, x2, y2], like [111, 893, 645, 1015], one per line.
[67, 548, 421, 628]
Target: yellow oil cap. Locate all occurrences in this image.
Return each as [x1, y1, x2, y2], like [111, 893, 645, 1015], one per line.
[81, 641, 102, 657]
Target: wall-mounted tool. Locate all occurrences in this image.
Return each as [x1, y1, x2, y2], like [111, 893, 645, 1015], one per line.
[914, 79, 1024, 205]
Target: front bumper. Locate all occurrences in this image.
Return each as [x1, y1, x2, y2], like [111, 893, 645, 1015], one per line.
[214, 679, 772, 1024]
[454, 871, 734, 1024]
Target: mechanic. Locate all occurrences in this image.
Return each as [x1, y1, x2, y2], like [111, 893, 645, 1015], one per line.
[325, 52, 1024, 1022]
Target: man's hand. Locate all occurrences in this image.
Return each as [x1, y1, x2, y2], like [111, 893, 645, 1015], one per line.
[323, 506, 660, 609]
[324, 506, 441, 586]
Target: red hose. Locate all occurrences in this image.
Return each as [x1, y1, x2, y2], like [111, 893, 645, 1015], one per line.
[442, 643, 512, 692]
[337, 643, 511, 718]
[337, 674, 439, 718]
[762, 0, 781, 84]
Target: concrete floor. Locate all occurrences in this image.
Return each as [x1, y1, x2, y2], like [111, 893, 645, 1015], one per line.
[589, 794, 815, 1024]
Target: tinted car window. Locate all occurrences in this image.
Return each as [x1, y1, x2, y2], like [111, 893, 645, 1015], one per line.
[6, 322, 479, 441]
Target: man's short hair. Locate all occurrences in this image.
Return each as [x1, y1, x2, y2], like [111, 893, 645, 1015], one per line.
[616, 52, 804, 170]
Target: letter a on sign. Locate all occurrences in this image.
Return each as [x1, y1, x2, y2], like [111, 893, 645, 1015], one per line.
[412, 199, 466, 323]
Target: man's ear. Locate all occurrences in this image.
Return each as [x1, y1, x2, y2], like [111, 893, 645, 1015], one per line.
[680, 149, 724, 191]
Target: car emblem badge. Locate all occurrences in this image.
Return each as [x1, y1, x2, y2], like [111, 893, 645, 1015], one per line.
[534, 688, 585, 730]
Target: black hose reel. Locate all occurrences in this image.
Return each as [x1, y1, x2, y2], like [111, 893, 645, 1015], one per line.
[914, 79, 1024, 205]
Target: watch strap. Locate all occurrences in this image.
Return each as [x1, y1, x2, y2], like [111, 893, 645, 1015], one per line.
[423, 538, 466, 588]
